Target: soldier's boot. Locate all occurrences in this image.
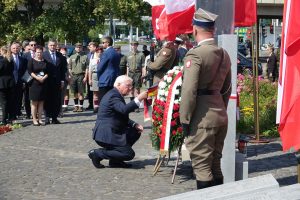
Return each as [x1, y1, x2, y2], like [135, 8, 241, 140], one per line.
[196, 180, 214, 190]
[73, 106, 79, 112]
[77, 107, 83, 112]
[213, 178, 223, 186]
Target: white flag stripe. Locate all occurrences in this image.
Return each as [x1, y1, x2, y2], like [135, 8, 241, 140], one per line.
[164, 0, 195, 14]
[276, 0, 291, 124]
[143, 0, 164, 6]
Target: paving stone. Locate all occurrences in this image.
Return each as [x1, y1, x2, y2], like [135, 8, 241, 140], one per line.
[0, 101, 298, 199]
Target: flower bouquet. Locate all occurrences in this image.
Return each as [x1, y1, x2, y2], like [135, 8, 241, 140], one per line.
[150, 66, 184, 153]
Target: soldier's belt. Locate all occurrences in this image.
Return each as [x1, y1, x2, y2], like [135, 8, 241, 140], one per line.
[197, 89, 220, 96]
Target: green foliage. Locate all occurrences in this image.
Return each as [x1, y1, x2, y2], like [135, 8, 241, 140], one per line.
[0, 0, 151, 45]
[237, 74, 279, 137]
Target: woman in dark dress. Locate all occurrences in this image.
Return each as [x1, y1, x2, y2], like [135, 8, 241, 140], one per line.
[0, 46, 15, 124]
[27, 45, 48, 126]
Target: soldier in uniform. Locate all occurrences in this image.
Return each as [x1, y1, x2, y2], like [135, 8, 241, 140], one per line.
[114, 45, 127, 75]
[179, 8, 232, 189]
[126, 41, 145, 109]
[68, 43, 89, 112]
[148, 41, 177, 84]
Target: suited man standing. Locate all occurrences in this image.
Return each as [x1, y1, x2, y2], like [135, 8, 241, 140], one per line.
[43, 39, 67, 124]
[267, 45, 278, 82]
[180, 8, 232, 189]
[97, 36, 120, 104]
[10, 42, 27, 118]
[88, 75, 148, 168]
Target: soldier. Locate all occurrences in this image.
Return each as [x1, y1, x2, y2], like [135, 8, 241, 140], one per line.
[179, 8, 232, 190]
[69, 43, 89, 112]
[126, 41, 145, 109]
[148, 40, 177, 84]
[114, 45, 127, 75]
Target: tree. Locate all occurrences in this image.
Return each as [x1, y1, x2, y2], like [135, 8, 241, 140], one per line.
[0, 0, 151, 45]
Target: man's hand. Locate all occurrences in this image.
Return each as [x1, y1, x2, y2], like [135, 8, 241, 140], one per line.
[134, 123, 143, 133]
[182, 123, 190, 137]
[137, 91, 148, 102]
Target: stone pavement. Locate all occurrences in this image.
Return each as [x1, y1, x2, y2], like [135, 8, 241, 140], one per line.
[0, 103, 298, 200]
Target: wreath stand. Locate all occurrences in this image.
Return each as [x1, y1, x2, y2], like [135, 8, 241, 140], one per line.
[152, 139, 184, 184]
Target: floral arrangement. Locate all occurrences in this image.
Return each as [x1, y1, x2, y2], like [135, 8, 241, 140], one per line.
[237, 73, 278, 137]
[150, 66, 184, 152]
[0, 125, 12, 135]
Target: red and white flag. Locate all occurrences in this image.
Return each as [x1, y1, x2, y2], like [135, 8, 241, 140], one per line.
[144, 0, 165, 39]
[234, 0, 257, 27]
[164, 0, 195, 40]
[276, 0, 300, 151]
[144, 0, 194, 40]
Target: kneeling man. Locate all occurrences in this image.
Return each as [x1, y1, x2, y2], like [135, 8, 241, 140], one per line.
[88, 75, 148, 168]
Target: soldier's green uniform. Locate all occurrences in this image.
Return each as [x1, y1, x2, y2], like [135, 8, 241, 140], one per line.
[148, 44, 177, 84]
[69, 46, 88, 94]
[179, 8, 232, 189]
[127, 50, 145, 89]
[119, 54, 127, 75]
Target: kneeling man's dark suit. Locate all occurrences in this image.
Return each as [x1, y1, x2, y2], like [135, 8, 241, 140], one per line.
[92, 88, 140, 163]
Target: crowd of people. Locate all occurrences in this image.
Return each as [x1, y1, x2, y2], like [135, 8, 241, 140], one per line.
[0, 35, 190, 126]
[1, 8, 233, 191]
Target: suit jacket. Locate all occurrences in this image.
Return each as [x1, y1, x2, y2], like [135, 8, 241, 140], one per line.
[97, 47, 120, 87]
[12, 55, 27, 84]
[0, 56, 15, 89]
[22, 51, 34, 61]
[267, 52, 277, 76]
[179, 39, 232, 128]
[92, 88, 138, 146]
[43, 51, 67, 84]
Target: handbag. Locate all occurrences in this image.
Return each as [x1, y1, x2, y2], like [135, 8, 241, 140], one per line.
[21, 70, 33, 84]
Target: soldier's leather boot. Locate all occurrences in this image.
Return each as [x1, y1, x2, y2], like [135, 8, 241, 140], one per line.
[73, 106, 79, 112]
[214, 178, 224, 186]
[196, 180, 214, 189]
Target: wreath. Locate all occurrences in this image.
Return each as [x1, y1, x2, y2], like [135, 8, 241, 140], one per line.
[150, 66, 184, 152]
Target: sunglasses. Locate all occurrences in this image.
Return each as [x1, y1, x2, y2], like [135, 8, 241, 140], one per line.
[30, 44, 37, 46]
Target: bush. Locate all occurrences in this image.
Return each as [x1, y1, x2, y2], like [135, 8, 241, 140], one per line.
[237, 74, 279, 137]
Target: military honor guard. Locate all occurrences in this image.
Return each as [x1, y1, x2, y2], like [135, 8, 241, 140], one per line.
[179, 8, 232, 189]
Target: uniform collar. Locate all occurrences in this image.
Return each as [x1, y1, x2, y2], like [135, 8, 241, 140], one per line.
[198, 38, 215, 46]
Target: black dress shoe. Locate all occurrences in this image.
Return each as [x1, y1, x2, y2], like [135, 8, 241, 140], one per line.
[109, 160, 132, 168]
[52, 119, 61, 124]
[88, 150, 105, 169]
[45, 118, 50, 125]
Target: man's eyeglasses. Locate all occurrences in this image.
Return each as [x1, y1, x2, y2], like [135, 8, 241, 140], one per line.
[30, 44, 36, 46]
[124, 83, 133, 89]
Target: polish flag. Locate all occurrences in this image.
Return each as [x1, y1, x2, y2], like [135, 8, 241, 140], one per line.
[276, 0, 300, 151]
[234, 0, 257, 27]
[144, 0, 194, 40]
[143, 0, 165, 39]
[164, 0, 195, 40]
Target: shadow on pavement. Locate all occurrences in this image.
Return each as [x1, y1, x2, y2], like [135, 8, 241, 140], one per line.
[247, 142, 283, 158]
[276, 175, 298, 186]
[248, 153, 298, 173]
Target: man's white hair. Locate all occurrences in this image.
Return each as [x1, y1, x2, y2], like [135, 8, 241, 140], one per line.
[114, 75, 133, 87]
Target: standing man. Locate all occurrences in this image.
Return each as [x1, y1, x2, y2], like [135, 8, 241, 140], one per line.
[10, 42, 27, 118]
[148, 41, 177, 84]
[179, 8, 232, 190]
[126, 41, 145, 111]
[97, 36, 120, 104]
[266, 44, 278, 82]
[69, 43, 89, 112]
[88, 75, 148, 168]
[114, 45, 127, 75]
[43, 39, 67, 124]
